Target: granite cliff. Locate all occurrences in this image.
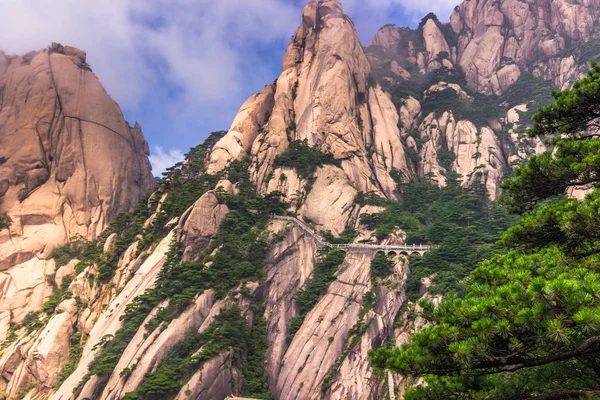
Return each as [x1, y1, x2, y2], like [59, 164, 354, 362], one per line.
[2, 0, 600, 399]
[0, 43, 154, 397]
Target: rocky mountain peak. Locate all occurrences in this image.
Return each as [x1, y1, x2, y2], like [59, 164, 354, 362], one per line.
[370, 0, 600, 95]
[207, 0, 411, 235]
[0, 43, 154, 267]
[0, 42, 154, 354]
[452, 0, 600, 94]
[2, 1, 600, 399]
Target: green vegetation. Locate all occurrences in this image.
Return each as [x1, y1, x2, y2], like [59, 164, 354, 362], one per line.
[123, 306, 250, 400]
[48, 236, 92, 268]
[153, 132, 226, 225]
[370, 252, 394, 281]
[1, 312, 45, 349]
[273, 139, 340, 179]
[421, 88, 502, 127]
[371, 36, 561, 132]
[371, 65, 600, 399]
[43, 275, 73, 314]
[46, 131, 229, 286]
[376, 63, 508, 128]
[241, 305, 273, 399]
[3, 312, 45, 348]
[560, 38, 600, 65]
[0, 213, 11, 230]
[45, 198, 153, 283]
[383, 66, 465, 105]
[321, 227, 358, 245]
[55, 332, 85, 388]
[287, 249, 346, 344]
[361, 173, 516, 299]
[17, 188, 29, 203]
[85, 157, 285, 395]
[122, 305, 272, 400]
[15, 383, 37, 400]
[500, 72, 558, 126]
[354, 191, 388, 207]
[436, 148, 456, 171]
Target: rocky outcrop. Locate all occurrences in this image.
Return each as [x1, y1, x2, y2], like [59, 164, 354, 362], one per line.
[206, 86, 275, 174]
[175, 351, 241, 400]
[178, 186, 231, 261]
[0, 44, 154, 271]
[369, 1, 600, 94]
[0, 299, 77, 398]
[3, 0, 600, 399]
[364, 0, 600, 198]
[261, 220, 406, 399]
[452, 0, 600, 94]
[0, 43, 154, 359]
[370, 25, 402, 52]
[50, 231, 175, 400]
[205, 0, 409, 214]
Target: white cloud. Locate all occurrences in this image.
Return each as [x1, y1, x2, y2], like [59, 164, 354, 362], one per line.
[342, 0, 458, 22]
[0, 0, 458, 115]
[0, 0, 460, 158]
[149, 146, 185, 176]
[389, 0, 458, 19]
[0, 0, 300, 111]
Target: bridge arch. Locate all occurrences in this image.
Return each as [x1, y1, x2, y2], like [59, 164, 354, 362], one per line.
[269, 216, 432, 255]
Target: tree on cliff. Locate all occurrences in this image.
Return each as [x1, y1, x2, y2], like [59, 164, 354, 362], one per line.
[371, 64, 600, 399]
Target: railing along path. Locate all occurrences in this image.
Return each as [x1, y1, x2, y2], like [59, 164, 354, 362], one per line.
[271, 215, 430, 255]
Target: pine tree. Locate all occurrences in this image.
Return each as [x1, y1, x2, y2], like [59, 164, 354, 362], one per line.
[370, 64, 600, 400]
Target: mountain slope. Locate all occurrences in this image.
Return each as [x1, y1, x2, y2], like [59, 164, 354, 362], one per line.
[2, 0, 600, 399]
[0, 43, 154, 398]
[367, 0, 600, 198]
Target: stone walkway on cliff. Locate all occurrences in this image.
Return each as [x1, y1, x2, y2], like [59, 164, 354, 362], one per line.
[272, 215, 430, 256]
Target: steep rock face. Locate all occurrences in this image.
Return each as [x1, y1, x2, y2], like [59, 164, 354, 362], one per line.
[370, 25, 402, 51]
[178, 187, 231, 261]
[0, 44, 154, 356]
[208, 0, 410, 213]
[175, 351, 241, 400]
[369, 0, 600, 96]
[260, 221, 405, 400]
[422, 19, 450, 62]
[452, 0, 600, 94]
[365, 0, 600, 199]
[0, 44, 154, 271]
[49, 231, 176, 400]
[416, 111, 505, 196]
[5, 0, 600, 399]
[206, 86, 275, 174]
[0, 299, 77, 399]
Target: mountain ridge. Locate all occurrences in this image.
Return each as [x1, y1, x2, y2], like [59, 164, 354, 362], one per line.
[1, 0, 600, 399]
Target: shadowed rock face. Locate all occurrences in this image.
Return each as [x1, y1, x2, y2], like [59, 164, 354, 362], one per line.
[0, 43, 155, 270]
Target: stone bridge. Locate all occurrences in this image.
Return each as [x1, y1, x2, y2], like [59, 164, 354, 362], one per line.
[272, 216, 431, 256]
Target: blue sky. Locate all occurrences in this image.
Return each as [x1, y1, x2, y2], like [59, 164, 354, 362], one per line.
[0, 0, 458, 174]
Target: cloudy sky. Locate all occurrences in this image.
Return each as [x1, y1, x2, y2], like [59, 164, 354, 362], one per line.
[0, 0, 458, 175]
